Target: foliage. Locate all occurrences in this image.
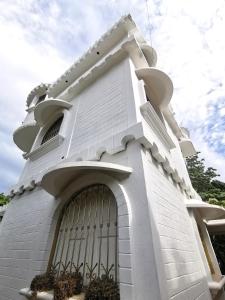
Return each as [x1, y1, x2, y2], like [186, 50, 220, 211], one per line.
[186, 152, 225, 203]
[0, 193, 10, 206]
[210, 235, 225, 275]
[186, 153, 225, 274]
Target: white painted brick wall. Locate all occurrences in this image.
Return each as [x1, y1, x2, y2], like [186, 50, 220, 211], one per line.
[68, 59, 132, 157]
[19, 58, 135, 185]
[0, 188, 56, 300]
[20, 143, 65, 182]
[143, 150, 211, 300]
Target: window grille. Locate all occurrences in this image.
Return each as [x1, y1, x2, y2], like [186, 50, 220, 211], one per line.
[41, 116, 63, 145]
[50, 184, 118, 285]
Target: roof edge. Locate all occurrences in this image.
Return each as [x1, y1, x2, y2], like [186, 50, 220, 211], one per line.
[47, 14, 139, 98]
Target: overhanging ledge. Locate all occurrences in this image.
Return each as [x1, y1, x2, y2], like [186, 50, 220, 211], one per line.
[206, 219, 225, 234]
[34, 98, 72, 126]
[41, 161, 133, 196]
[135, 67, 173, 109]
[186, 200, 225, 220]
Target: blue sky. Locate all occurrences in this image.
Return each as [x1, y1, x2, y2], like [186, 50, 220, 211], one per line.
[0, 0, 225, 192]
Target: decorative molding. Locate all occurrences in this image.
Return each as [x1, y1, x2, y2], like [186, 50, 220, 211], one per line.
[56, 35, 155, 101]
[34, 98, 72, 126]
[10, 122, 194, 198]
[13, 122, 40, 153]
[171, 170, 182, 183]
[140, 102, 175, 150]
[62, 46, 126, 100]
[151, 143, 166, 163]
[25, 180, 36, 191]
[24, 135, 64, 161]
[7, 179, 41, 198]
[48, 14, 137, 98]
[41, 161, 133, 197]
[48, 15, 158, 100]
[162, 158, 174, 174]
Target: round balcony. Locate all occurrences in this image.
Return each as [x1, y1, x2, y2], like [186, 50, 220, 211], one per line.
[186, 200, 225, 220]
[179, 137, 196, 158]
[34, 98, 72, 126]
[141, 44, 157, 67]
[135, 67, 173, 109]
[13, 122, 40, 152]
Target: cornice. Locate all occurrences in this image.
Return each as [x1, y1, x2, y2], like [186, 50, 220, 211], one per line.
[9, 123, 194, 199]
[140, 102, 175, 150]
[47, 14, 137, 98]
[23, 135, 64, 161]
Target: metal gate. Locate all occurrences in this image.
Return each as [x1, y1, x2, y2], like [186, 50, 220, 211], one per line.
[51, 184, 118, 284]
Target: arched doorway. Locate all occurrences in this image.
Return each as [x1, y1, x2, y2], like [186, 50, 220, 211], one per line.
[50, 184, 118, 285]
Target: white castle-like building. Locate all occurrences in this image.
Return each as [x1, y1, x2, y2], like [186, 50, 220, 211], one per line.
[1, 15, 225, 300]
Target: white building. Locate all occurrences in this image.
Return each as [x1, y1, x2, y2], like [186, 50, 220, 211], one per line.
[0, 14, 225, 300]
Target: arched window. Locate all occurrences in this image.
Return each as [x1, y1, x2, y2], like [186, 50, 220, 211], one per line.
[41, 116, 63, 145]
[50, 184, 118, 285]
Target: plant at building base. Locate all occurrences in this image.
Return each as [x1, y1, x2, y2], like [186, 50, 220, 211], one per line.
[30, 263, 59, 299]
[186, 152, 225, 203]
[53, 262, 83, 300]
[85, 263, 120, 300]
[0, 193, 9, 206]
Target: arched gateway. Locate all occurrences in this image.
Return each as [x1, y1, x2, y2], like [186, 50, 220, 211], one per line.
[50, 184, 118, 285]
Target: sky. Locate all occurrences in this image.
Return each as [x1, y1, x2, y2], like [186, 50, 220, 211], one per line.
[0, 0, 225, 192]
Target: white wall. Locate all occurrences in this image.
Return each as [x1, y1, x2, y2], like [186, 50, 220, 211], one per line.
[19, 57, 136, 184]
[68, 58, 137, 157]
[142, 149, 211, 300]
[2, 44, 214, 300]
[0, 188, 56, 300]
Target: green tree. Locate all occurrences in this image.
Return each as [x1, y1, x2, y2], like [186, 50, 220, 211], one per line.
[186, 152, 225, 202]
[186, 153, 225, 273]
[0, 193, 10, 206]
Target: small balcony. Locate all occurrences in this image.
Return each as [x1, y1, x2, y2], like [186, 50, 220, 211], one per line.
[140, 44, 157, 67]
[135, 67, 173, 110]
[34, 98, 72, 126]
[13, 122, 40, 152]
[179, 127, 196, 158]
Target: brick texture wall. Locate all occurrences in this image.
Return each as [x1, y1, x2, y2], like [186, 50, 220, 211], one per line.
[143, 150, 211, 300]
[0, 188, 56, 300]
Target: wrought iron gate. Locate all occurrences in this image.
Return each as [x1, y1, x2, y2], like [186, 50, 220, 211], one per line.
[51, 184, 118, 284]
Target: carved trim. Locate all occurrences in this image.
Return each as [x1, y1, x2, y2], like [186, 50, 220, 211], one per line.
[24, 135, 64, 161]
[140, 102, 175, 150]
[11, 122, 194, 198]
[48, 15, 136, 98]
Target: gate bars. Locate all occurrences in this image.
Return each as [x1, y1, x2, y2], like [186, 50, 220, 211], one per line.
[50, 184, 118, 285]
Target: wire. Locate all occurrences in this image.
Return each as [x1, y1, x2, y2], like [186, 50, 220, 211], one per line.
[145, 0, 154, 57]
